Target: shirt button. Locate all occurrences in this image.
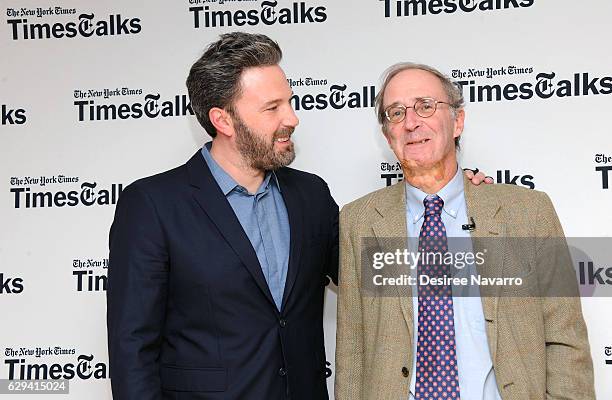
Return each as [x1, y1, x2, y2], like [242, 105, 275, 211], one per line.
[401, 367, 409, 377]
[279, 319, 287, 328]
[279, 367, 287, 376]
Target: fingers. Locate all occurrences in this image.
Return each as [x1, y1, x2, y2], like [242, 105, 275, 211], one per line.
[463, 168, 494, 185]
[473, 170, 486, 184]
[463, 168, 475, 179]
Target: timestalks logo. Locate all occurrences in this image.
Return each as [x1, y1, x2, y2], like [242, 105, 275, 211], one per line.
[456, 72, 612, 103]
[10, 182, 123, 209]
[189, 1, 326, 28]
[290, 84, 377, 111]
[495, 170, 534, 189]
[73, 258, 108, 292]
[2, 104, 26, 125]
[73, 270, 107, 291]
[0, 273, 24, 294]
[74, 94, 193, 121]
[595, 154, 612, 190]
[4, 354, 107, 380]
[379, 0, 534, 18]
[7, 13, 141, 40]
[380, 163, 534, 189]
[578, 261, 612, 285]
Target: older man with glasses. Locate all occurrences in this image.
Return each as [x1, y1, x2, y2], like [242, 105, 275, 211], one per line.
[335, 62, 594, 400]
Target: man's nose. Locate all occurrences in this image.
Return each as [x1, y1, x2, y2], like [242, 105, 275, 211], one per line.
[402, 108, 421, 131]
[284, 105, 299, 128]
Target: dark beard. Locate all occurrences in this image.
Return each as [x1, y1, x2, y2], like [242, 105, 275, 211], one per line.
[233, 114, 296, 171]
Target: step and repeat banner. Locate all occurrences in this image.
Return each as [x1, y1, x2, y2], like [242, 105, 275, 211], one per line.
[1, 0, 611, 398]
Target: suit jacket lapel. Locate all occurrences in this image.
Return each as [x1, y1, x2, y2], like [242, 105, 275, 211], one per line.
[463, 176, 505, 363]
[185, 151, 277, 309]
[276, 170, 304, 310]
[371, 182, 414, 334]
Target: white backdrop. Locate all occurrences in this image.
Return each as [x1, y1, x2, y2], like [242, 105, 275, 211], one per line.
[1, 0, 611, 398]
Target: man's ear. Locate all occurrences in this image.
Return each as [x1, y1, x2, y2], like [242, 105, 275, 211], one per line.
[453, 108, 465, 140]
[382, 126, 392, 146]
[209, 107, 233, 138]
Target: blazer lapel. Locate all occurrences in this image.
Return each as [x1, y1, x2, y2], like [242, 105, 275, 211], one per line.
[463, 176, 505, 363]
[185, 151, 277, 310]
[276, 170, 304, 310]
[370, 182, 414, 333]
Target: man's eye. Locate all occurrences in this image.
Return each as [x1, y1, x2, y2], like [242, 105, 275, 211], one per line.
[266, 106, 278, 111]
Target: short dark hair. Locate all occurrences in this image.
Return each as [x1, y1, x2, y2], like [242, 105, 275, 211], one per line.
[186, 32, 283, 137]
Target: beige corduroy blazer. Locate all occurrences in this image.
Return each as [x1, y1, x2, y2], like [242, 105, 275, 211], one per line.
[335, 177, 595, 400]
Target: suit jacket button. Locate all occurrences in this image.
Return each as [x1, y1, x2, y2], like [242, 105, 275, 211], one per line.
[279, 319, 287, 328]
[279, 367, 287, 376]
[401, 367, 409, 377]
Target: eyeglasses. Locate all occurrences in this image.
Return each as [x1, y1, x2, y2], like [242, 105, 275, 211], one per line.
[384, 98, 452, 123]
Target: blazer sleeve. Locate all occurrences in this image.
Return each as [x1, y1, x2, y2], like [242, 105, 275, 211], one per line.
[107, 183, 169, 400]
[535, 192, 595, 399]
[335, 206, 364, 399]
[324, 182, 339, 286]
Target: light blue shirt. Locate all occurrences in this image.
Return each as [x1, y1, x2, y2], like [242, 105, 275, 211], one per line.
[405, 166, 501, 400]
[201, 142, 290, 310]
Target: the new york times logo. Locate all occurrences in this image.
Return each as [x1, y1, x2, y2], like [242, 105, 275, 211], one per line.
[73, 258, 108, 292]
[287, 77, 328, 88]
[74, 91, 193, 121]
[595, 154, 612, 190]
[4, 346, 76, 358]
[74, 87, 143, 100]
[3, 352, 107, 380]
[6, 8, 141, 40]
[291, 84, 377, 111]
[380, 162, 534, 188]
[455, 71, 612, 103]
[452, 65, 533, 80]
[9, 176, 123, 209]
[0, 273, 24, 294]
[189, 0, 327, 28]
[379, 0, 534, 18]
[2, 104, 26, 125]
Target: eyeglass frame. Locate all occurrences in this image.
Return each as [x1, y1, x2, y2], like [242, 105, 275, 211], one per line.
[383, 97, 456, 123]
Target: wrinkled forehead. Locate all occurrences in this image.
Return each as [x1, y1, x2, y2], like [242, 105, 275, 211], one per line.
[383, 69, 447, 107]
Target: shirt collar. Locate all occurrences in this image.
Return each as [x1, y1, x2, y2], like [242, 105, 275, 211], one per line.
[200, 141, 280, 196]
[405, 165, 464, 225]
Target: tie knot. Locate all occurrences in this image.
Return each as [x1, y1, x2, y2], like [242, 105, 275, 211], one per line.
[423, 194, 444, 216]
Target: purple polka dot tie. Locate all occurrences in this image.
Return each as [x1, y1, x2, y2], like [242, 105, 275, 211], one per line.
[415, 195, 461, 399]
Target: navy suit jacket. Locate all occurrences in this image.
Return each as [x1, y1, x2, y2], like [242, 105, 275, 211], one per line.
[107, 151, 338, 400]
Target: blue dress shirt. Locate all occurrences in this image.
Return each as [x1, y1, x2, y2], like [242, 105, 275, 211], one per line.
[405, 166, 502, 400]
[201, 142, 290, 310]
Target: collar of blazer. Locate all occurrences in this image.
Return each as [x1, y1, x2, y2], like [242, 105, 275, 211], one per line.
[184, 151, 305, 312]
[370, 174, 507, 363]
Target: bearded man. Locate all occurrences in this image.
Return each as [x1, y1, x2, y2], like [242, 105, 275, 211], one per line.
[106, 32, 339, 400]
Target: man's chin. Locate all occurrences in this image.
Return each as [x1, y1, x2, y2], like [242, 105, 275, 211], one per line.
[399, 158, 444, 176]
[259, 148, 296, 171]
[400, 158, 430, 170]
[275, 149, 296, 168]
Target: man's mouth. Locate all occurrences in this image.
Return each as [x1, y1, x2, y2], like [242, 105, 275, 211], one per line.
[407, 138, 430, 145]
[275, 136, 291, 143]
